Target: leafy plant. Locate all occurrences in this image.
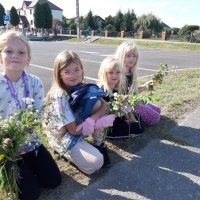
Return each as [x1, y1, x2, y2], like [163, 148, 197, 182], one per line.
[0, 98, 44, 199]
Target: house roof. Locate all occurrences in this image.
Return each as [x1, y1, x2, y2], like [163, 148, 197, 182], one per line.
[28, 0, 63, 11]
[162, 22, 171, 29]
[20, 15, 29, 24]
[24, 1, 32, 7]
[96, 16, 105, 22]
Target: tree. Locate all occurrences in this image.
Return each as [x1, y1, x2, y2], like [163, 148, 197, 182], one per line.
[114, 10, 123, 31]
[34, 2, 45, 28]
[134, 13, 162, 37]
[62, 15, 69, 29]
[10, 6, 20, 27]
[84, 10, 96, 30]
[179, 25, 200, 42]
[121, 9, 136, 32]
[147, 13, 163, 34]
[0, 3, 6, 26]
[134, 14, 149, 31]
[41, 1, 52, 29]
[179, 25, 199, 35]
[104, 24, 116, 31]
[172, 27, 180, 35]
[68, 18, 76, 30]
[105, 15, 115, 26]
[94, 15, 103, 30]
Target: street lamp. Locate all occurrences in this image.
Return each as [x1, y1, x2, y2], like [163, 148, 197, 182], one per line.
[76, 0, 80, 38]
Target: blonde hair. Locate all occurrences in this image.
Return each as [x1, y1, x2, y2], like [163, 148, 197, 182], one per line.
[98, 56, 126, 96]
[0, 30, 31, 58]
[46, 50, 84, 101]
[115, 41, 139, 90]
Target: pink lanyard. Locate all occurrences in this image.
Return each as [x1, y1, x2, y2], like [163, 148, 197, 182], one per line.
[4, 71, 30, 109]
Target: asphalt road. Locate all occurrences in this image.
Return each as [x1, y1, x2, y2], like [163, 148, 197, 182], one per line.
[26, 41, 200, 94]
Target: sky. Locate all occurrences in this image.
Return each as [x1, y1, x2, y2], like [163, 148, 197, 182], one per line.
[1, 0, 200, 28]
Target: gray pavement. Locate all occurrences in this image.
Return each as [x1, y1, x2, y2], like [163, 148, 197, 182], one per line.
[70, 106, 200, 200]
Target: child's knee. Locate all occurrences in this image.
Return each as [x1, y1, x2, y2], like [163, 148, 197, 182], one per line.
[92, 100, 102, 113]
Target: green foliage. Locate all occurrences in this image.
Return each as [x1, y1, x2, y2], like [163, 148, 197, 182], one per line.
[41, 2, 52, 29]
[114, 10, 124, 31]
[69, 23, 76, 30]
[193, 31, 200, 43]
[127, 12, 163, 35]
[121, 9, 136, 32]
[93, 38, 200, 51]
[172, 27, 180, 35]
[62, 15, 68, 28]
[0, 98, 44, 199]
[34, 1, 53, 29]
[129, 90, 159, 107]
[0, 3, 6, 26]
[34, 2, 45, 28]
[104, 24, 116, 31]
[84, 10, 96, 30]
[105, 15, 115, 27]
[179, 25, 199, 36]
[10, 6, 20, 27]
[187, 25, 199, 32]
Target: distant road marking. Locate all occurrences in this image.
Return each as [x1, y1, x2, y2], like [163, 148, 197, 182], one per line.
[78, 51, 99, 54]
[78, 50, 114, 58]
[30, 64, 52, 70]
[81, 59, 101, 63]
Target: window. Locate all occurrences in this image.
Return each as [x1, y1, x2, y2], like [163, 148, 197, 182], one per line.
[30, 20, 33, 25]
[30, 9, 32, 14]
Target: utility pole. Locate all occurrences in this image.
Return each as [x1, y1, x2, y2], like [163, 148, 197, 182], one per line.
[76, 0, 80, 38]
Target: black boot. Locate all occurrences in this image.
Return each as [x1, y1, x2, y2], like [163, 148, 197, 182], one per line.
[95, 143, 111, 167]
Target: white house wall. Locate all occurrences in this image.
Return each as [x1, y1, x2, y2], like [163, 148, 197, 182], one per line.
[17, 1, 63, 29]
[52, 10, 62, 21]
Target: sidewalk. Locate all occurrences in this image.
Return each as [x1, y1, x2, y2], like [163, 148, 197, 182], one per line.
[70, 106, 200, 200]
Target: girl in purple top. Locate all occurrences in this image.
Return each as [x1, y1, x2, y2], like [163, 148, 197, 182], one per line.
[0, 30, 61, 200]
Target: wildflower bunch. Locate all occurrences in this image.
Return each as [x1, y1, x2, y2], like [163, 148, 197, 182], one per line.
[148, 63, 177, 92]
[0, 98, 43, 199]
[107, 92, 130, 117]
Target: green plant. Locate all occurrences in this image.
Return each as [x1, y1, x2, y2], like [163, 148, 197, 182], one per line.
[0, 98, 44, 199]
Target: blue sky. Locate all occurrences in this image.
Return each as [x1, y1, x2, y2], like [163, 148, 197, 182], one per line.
[1, 0, 200, 28]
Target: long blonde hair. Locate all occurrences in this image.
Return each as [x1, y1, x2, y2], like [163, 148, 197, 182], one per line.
[115, 41, 139, 90]
[98, 56, 126, 96]
[46, 50, 84, 101]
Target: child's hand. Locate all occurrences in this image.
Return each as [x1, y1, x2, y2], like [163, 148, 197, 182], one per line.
[76, 118, 95, 136]
[95, 114, 116, 129]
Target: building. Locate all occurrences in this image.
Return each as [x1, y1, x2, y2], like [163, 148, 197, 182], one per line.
[17, 0, 63, 29]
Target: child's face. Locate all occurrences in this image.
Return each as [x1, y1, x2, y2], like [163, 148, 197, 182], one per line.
[106, 68, 121, 87]
[0, 38, 30, 72]
[124, 52, 137, 69]
[60, 62, 82, 87]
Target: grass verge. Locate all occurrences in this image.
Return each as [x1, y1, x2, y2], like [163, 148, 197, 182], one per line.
[65, 37, 200, 51]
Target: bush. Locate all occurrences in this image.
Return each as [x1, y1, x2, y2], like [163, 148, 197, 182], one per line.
[143, 29, 152, 38]
[193, 32, 200, 43]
